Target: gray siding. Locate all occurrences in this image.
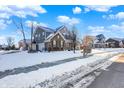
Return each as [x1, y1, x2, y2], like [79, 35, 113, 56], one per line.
[34, 27, 52, 43]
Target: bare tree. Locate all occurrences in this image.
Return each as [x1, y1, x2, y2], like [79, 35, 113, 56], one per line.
[6, 37, 14, 48]
[96, 34, 106, 48]
[12, 18, 27, 50]
[71, 26, 78, 53]
[30, 22, 34, 51]
[82, 35, 93, 57]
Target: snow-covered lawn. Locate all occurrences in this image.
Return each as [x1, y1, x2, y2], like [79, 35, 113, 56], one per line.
[0, 48, 123, 87]
[0, 51, 115, 88]
[0, 49, 106, 71]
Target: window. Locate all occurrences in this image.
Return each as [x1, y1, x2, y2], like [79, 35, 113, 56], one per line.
[39, 34, 41, 37]
[53, 40, 56, 47]
[57, 35, 60, 39]
[42, 32, 45, 36]
[35, 34, 38, 38]
[61, 40, 63, 47]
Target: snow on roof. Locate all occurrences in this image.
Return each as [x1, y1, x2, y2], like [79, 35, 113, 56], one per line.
[46, 33, 54, 40]
[36, 26, 55, 32]
[107, 38, 124, 42]
[56, 25, 65, 31]
[45, 31, 66, 42]
[122, 40, 124, 43]
[56, 25, 72, 39]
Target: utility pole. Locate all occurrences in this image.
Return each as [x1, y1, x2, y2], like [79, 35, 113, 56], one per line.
[31, 22, 34, 51]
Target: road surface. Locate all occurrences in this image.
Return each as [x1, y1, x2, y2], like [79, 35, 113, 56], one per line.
[88, 54, 124, 88]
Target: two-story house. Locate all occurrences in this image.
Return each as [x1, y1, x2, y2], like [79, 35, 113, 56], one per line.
[19, 25, 80, 51]
[44, 25, 73, 51]
[33, 25, 78, 51]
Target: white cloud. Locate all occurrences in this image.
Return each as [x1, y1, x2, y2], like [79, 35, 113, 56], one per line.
[0, 5, 47, 30]
[0, 20, 7, 30]
[73, 7, 82, 14]
[0, 35, 16, 45]
[115, 12, 124, 19]
[69, 18, 80, 25]
[57, 15, 80, 25]
[11, 6, 47, 18]
[84, 5, 117, 13]
[88, 26, 108, 35]
[88, 22, 124, 36]
[0, 13, 10, 19]
[57, 16, 70, 24]
[88, 26, 105, 32]
[6, 20, 12, 24]
[25, 20, 48, 28]
[104, 12, 124, 20]
[0, 36, 6, 45]
[0, 5, 47, 19]
[29, 6, 47, 14]
[109, 22, 124, 31]
[0, 19, 12, 30]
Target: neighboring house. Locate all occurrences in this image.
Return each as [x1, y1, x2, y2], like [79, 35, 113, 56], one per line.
[1, 44, 8, 50]
[76, 40, 81, 50]
[44, 26, 74, 51]
[122, 40, 124, 47]
[82, 35, 96, 48]
[18, 39, 31, 50]
[94, 34, 106, 48]
[106, 38, 124, 48]
[94, 40, 106, 48]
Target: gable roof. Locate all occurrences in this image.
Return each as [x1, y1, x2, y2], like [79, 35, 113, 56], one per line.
[106, 38, 124, 42]
[45, 25, 72, 42]
[56, 25, 69, 34]
[56, 25, 72, 39]
[45, 31, 66, 42]
[56, 25, 65, 31]
[35, 26, 55, 33]
[96, 34, 105, 40]
[122, 40, 124, 44]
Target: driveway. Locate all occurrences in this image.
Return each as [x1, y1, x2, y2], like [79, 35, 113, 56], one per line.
[88, 54, 124, 88]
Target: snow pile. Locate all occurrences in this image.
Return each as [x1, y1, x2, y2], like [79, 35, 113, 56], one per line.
[34, 54, 116, 88]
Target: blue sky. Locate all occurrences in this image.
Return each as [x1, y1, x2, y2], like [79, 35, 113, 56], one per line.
[0, 5, 124, 45]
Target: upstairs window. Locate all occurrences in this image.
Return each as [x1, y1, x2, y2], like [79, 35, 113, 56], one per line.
[35, 34, 38, 38]
[39, 34, 41, 38]
[57, 35, 60, 39]
[42, 32, 45, 36]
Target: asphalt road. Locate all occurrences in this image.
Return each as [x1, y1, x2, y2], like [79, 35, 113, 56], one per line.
[88, 62, 124, 88]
